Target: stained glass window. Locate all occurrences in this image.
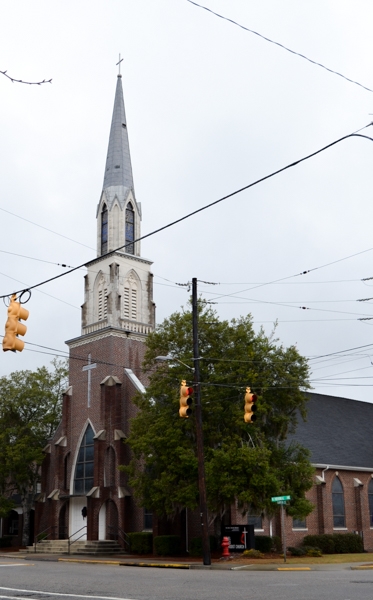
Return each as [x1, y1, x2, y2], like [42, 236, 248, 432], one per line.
[332, 476, 345, 528]
[74, 425, 94, 495]
[101, 205, 108, 255]
[368, 479, 373, 527]
[125, 203, 134, 255]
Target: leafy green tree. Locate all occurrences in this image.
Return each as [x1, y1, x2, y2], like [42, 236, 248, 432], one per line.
[124, 305, 314, 534]
[0, 358, 68, 545]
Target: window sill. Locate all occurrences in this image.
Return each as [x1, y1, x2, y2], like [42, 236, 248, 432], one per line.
[333, 527, 347, 531]
[254, 529, 264, 532]
[292, 528, 308, 531]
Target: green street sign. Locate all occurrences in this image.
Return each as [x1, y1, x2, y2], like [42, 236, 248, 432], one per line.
[271, 495, 291, 502]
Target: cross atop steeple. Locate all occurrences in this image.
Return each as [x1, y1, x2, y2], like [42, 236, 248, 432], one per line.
[116, 54, 123, 76]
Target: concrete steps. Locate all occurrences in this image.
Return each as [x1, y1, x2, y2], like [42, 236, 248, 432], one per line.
[27, 539, 124, 555]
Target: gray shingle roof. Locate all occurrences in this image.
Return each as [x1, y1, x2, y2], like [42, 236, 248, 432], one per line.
[289, 392, 373, 469]
[103, 75, 134, 203]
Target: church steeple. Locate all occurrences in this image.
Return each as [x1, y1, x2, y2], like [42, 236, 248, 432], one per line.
[76, 71, 155, 338]
[96, 74, 142, 257]
[103, 75, 134, 194]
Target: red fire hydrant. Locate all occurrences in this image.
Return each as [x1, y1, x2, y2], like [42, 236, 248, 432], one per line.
[221, 536, 230, 558]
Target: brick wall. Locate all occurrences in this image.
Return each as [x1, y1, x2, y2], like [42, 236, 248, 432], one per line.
[36, 331, 149, 541]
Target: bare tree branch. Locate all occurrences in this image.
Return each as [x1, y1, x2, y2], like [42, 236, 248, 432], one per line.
[0, 70, 52, 85]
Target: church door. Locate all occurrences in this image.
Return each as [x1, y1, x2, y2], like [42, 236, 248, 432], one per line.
[69, 497, 87, 541]
[98, 503, 106, 540]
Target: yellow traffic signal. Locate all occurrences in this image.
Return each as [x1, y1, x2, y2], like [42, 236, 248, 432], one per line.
[3, 294, 29, 352]
[244, 387, 257, 423]
[179, 379, 193, 418]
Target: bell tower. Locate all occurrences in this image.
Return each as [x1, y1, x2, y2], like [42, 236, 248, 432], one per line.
[74, 74, 155, 340]
[37, 69, 156, 547]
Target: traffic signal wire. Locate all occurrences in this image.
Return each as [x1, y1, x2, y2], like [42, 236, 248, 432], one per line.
[0, 270, 80, 310]
[3, 332, 372, 389]
[186, 0, 373, 95]
[1, 127, 372, 301]
[0, 249, 77, 269]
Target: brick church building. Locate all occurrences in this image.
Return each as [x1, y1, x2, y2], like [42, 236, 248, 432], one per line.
[35, 71, 156, 544]
[4, 72, 373, 553]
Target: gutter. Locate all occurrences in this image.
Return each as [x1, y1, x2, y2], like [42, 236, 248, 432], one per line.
[313, 463, 373, 473]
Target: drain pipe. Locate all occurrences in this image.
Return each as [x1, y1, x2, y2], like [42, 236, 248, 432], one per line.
[321, 465, 330, 482]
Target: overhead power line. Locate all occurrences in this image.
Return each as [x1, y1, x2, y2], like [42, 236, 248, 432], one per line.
[0, 207, 95, 251]
[186, 0, 373, 94]
[1, 127, 372, 301]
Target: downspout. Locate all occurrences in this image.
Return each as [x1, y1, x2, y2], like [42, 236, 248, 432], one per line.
[321, 465, 329, 481]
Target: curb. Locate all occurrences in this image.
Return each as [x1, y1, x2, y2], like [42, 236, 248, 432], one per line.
[119, 561, 190, 569]
[277, 567, 311, 571]
[58, 558, 191, 569]
[59, 559, 121, 566]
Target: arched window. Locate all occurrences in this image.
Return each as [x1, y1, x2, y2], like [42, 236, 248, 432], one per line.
[332, 476, 345, 528]
[101, 204, 108, 255]
[368, 479, 373, 526]
[125, 202, 134, 255]
[74, 425, 94, 495]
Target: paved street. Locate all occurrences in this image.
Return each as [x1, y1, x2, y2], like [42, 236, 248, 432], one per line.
[1, 558, 373, 600]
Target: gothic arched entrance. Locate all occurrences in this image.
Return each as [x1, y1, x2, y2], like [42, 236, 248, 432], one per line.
[98, 499, 118, 540]
[58, 503, 68, 539]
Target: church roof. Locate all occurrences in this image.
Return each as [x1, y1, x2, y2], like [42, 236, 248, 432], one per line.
[102, 74, 135, 208]
[289, 392, 373, 470]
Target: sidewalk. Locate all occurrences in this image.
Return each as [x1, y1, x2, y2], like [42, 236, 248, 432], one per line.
[1, 551, 373, 571]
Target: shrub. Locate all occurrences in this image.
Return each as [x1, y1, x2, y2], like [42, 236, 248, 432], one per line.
[154, 535, 181, 556]
[272, 535, 282, 553]
[303, 533, 363, 554]
[190, 536, 218, 557]
[333, 533, 364, 554]
[243, 549, 264, 558]
[0, 536, 13, 548]
[127, 532, 153, 554]
[287, 546, 306, 556]
[254, 535, 273, 553]
[305, 546, 322, 557]
[303, 534, 335, 554]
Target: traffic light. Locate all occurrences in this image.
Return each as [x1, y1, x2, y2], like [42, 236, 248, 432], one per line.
[244, 387, 257, 423]
[179, 379, 193, 418]
[2, 294, 29, 352]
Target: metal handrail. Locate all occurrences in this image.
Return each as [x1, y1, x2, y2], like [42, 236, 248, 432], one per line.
[34, 525, 57, 553]
[108, 525, 130, 552]
[67, 525, 87, 555]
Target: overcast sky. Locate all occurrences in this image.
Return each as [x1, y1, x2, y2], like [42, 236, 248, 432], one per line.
[2, 0, 373, 402]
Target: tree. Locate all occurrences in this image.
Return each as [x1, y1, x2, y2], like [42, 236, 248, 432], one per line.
[0, 358, 68, 545]
[124, 304, 314, 534]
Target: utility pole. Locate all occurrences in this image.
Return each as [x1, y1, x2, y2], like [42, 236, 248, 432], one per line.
[192, 277, 211, 566]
